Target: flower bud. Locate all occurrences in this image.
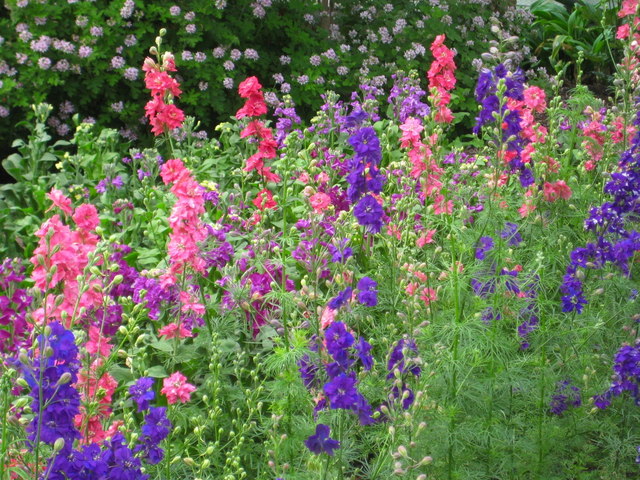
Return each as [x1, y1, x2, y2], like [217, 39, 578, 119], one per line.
[57, 372, 72, 386]
[53, 438, 65, 453]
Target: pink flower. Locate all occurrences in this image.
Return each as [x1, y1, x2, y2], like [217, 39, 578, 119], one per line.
[543, 180, 572, 202]
[144, 70, 182, 97]
[158, 322, 193, 339]
[416, 229, 436, 247]
[179, 290, 205, 315]
[399, 117, 424, 148]
[73, 203, 100, 231]
[420, 287, 437, 307]
[161, 372, 196, 404]
[160, 158, 188, 185]
[618, 0, 638, 18]
[236, 95, 267, 119]
[309, 192, 331, 213]
[617, 23, 631, 39]
[523, 86, 546, 113]
[238, 76, 262, 98]
[433, 194, 453, 215]
[86, 326, 112, 356]
[47, 188, 73, 215]
[320, 307, 337, 330]
[253, 189, 277, 210]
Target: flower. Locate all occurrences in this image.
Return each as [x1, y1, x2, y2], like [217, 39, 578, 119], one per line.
[353, 195, 384, 233]
[134, 407, 171, 464]
[357, 276, 378, 307]
[309, 192, 331, 213]
[328, 287, 353, 310]
[348, 127, 382, 165]
[47, 188, 73, 215]
[129, 377, 155, 412]
[158, 322, 193, 339]
[475, 236, 494, 260]
[161, 372, 196, 404]
[72, 203, 100, 230]
[253, 189, 277, 210]
[324, 372, 359, 409]
[305, 424, 340, 456]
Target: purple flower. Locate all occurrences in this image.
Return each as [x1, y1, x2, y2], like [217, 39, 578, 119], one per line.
[325, 321, 354, 365]
[129, 377, 155, 412]
[328, 287, 352, 310]
[353, 195, 384, 233]
[22, 322, 81, 455]
[348, 127, 381, 165]
[549, 380, 581, 416]
[357, 276, 378, 307]
[298, 354, 320, 390]
[305, 424, 340, 456]
[324, 372, 359, 409]
[387, 339, 420, 378]
[500, 222, 522, 246]
[475, 236, 494, 260]
[134, 407, 171, 464]
[355, 337, 373, 370]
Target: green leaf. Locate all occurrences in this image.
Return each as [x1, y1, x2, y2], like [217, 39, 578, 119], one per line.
[146, 365, 169, 378]
[110, 365, 134, 383]
[150, 340, 174, 353]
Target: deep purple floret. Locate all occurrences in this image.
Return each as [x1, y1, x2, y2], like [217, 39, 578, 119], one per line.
[357, 276, 378, 307]
[353, 195, 384, 233]
[305, 424, 340, 456]
[475, 236, 495, 260]
[324, 372, 359, 409]
[328, 287, 353, 310]
[129, 377, 155, 412]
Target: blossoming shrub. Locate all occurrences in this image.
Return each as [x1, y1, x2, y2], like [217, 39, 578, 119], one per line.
[0, 0, 535, 145]
[1, 4, 640, 480]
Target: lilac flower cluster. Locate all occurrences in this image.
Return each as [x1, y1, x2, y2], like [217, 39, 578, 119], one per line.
[0, 258, 32, 353]
[44, 375, 170, 478]
[291, 218, 335, 276]
[96, 175, 124, 193]
[48, 434, 148, 480]
[593, 342, 640, 410]
[387, 72, 430, 122]
[561, 107, 640, 314]
[203, 224, 234, 270]
[298, 322, 375, 425]
[328, 276, 378, 310]
[473, 64, 533, 188]
[346, 118, 386, 233]
[273, 97, 301, 147]
[386, 338, 421, 409]
[549, 379, 581, 416]
[22, 322, 81, 456]
[471, 224, 539, 348]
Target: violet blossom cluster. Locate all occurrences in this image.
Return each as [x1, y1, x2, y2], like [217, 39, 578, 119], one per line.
[273, 96, 301, 147]
[21, 322, 81, 457]
[48, 374, 167, 477]
[0, 258, 32, 353]
[593, 342, 640, 409]
[385, 338, 421, 410]
[298, 322, 375, 425]
[561, 106, 640, 314]
[474, 64, 534, 188]
[471, 223, 539, 348]
[345, 112, 386, 233]
[387, 72, 430, 123]
[549, 379, 581, 416]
